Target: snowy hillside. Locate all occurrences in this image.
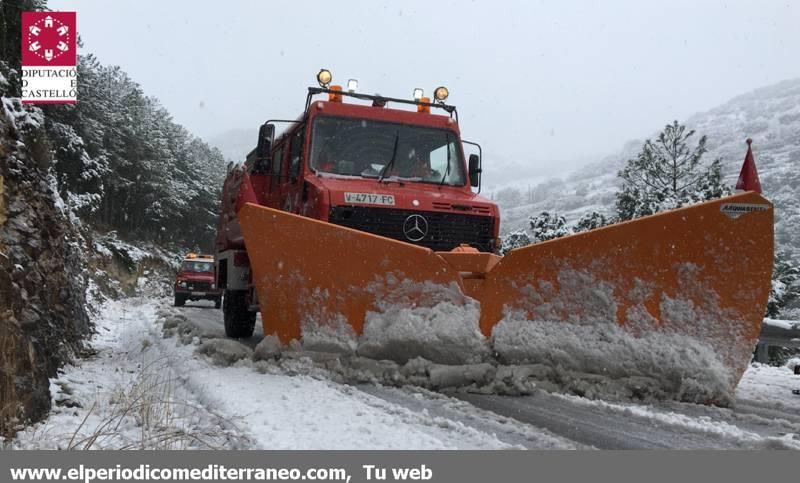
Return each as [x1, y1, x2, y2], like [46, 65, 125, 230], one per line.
[494, 78, 800, 265]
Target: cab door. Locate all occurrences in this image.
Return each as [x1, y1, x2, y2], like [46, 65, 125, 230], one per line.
[267, 145, 285, 209]
[280, 126, 306, 214]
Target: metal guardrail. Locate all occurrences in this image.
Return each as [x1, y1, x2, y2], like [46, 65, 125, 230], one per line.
[755, 319, 800, 363]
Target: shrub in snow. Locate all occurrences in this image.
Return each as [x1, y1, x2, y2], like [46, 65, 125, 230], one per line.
[572, 211, 612, 233]
[529, 211, 569, 242]
[499, 230, 532, 255]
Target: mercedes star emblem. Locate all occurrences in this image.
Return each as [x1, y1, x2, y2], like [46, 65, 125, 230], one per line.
[402, 214, 428, 242]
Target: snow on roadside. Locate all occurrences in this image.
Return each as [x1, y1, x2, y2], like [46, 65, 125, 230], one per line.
[11, 298, 521, 450]
[11, 299, 246, 450]
[736, 363, 800, 409]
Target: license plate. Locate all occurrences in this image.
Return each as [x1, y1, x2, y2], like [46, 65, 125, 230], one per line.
[191, 291, 206, 296]
[344, 192, 395, 206]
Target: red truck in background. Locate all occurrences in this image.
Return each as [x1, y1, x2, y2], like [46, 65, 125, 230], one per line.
[174, 253, 222, 308]
[214, 71, 500, 337]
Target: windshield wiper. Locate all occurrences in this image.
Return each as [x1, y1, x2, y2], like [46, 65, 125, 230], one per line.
[377, 131, 400, 183]
[440, 133, 451, 187]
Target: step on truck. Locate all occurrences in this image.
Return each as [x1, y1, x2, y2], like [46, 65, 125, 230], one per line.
[215, 70, 773, 398]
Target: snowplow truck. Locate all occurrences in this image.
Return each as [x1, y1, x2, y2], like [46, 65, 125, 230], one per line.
[215, 71, 773, 401]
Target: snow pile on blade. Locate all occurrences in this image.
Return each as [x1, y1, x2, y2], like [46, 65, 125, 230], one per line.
[492, 318, 733, 405]
[358, 278, 490, 365]
[263, 276, 738, 404]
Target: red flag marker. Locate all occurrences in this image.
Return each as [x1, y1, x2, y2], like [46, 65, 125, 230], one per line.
[736, 138, 762, 193]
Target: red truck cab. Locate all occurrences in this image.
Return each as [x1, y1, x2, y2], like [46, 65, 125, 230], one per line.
[174, 253, 222, 308]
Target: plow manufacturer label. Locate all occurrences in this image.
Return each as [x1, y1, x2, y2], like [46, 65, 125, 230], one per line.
[344, 192, 396, 206]
[720, 203, 770, 219]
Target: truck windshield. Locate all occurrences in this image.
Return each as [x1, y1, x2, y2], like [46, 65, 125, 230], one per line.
[309, 116, 466, 186]
[181, 261, 213, 272]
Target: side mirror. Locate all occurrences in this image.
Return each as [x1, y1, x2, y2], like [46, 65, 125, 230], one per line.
[468, 153, 481, 188]
[255, 123, 275, 170]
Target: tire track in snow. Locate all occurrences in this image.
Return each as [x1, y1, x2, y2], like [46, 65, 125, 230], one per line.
[358, 385, 586, 449]
[454, 391, 800, 449]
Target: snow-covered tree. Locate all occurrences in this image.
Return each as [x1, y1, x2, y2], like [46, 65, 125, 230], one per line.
[499, 230, 532, 255]
[573, 211, 611, 233]
[37, 54, 226, 250]
[767, 250, 800, 318]
[529, 212, 569, 242]
[615, 121, 731, 220]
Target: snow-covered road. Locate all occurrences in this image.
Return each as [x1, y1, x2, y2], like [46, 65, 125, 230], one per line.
[11, 297, 800, 450]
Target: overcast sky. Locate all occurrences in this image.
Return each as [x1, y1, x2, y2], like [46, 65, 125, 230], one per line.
[50, 0, 800, 177]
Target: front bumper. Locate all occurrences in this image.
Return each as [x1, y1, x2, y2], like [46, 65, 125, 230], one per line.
[174, 283, 222, 299]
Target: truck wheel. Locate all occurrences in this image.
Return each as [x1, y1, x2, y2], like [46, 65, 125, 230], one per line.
[174, 294, 185, 307]
[214, 296, 222, 309]
[223, 290, 255, 338]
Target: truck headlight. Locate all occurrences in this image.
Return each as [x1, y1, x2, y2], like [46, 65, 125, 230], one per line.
[211, 283, 215, 289]
[317, 69, 332, 87]
[179, 281, 188, 288]
[433, 86, 449, 102]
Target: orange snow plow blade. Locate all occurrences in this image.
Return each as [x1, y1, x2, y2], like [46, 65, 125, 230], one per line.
[237, 204, 466, 343]
[239, 191, 772, 385]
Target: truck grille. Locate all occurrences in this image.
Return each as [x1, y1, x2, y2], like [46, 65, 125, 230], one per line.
[329, 206, 495, 252]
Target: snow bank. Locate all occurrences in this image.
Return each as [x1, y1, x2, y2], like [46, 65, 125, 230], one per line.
[763, 318, 800, 331]
[493, 317, 734, 404]
[297, 277, 490, 365]
[358, 298, 490, 365]
[196, 339, 253, 367]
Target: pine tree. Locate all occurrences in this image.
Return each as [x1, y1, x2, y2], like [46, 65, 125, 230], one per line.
[529, 212, 569, 242]
[615, 121, 731, 220]
[767, 250, 800, 318]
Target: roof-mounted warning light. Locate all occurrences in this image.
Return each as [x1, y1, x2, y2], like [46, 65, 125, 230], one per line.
[328, 85, 343, 102]
[417, 96, 431, 113]
[304, 73, 458, 120]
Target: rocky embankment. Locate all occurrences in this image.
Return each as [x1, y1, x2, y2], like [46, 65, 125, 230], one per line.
[1, 98, 90, 438]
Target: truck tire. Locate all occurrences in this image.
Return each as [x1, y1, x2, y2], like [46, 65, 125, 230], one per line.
[223, 290, 255, 338]
[214, 296, 222, 309]
[174, 294, 185, 307]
